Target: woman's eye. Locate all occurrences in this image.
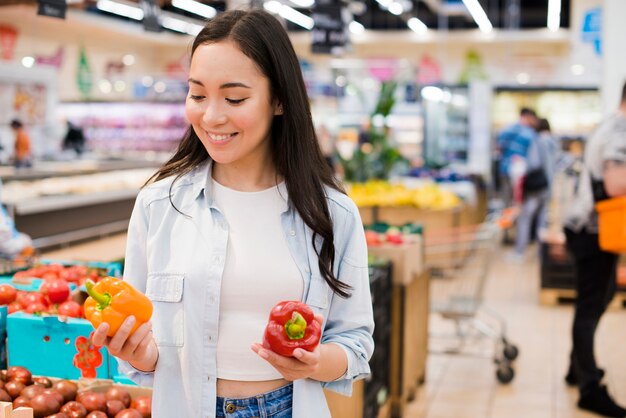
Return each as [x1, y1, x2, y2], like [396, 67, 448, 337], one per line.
[189, 94, 205, 101]
[226, 98, 246, 105]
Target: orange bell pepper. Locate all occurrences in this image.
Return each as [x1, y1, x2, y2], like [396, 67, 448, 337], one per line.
[84, 277, 153, 337]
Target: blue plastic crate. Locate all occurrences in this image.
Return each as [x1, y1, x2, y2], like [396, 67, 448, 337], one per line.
[0, 305, 7, 369]
[7, 312, 110, 379]
[0, 277, 44, 292]
[38, 259, 123, 278]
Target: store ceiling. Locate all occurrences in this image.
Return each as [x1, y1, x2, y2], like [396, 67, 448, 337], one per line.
[1, 0, 571, 32]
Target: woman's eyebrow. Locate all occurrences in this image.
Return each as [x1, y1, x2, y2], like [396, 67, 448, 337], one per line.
[187, 78, 251, 90]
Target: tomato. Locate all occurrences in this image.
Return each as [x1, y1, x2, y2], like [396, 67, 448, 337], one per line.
[7, 301, 22, 314]
[57, 300, 82, 318]
[40, 279, 70, 304]
[25, 302, 48, 314]
[0, 284, 17, 305]
[23, 292, 48, 307]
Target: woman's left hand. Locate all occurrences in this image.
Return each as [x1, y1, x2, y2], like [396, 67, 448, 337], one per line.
[251, 313, 323, 381]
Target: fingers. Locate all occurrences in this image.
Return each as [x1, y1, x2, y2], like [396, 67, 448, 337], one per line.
[292, 348, 318, 366]
[91, 323, 110, 348]
[107, 316, 136, 355]
[313, 313, 324, 326]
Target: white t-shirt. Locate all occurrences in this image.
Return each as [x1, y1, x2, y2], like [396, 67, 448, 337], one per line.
[213, 179, 304, 381]
[565, 112, 626, 232]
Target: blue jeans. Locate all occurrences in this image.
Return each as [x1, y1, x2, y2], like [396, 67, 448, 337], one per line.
[216, 384, 293, 418]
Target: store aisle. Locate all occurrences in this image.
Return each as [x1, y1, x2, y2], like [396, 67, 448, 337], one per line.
[405, 245, 626, 418]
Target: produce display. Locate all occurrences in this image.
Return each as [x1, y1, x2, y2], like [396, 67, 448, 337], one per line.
[262, 301, 321, 357]
[0, 282, 81, 318]
[13, 264, 108, 287]
[84, 279, 153, 338]
[0, 366, 151, 418]
[347, 180, 461, 209]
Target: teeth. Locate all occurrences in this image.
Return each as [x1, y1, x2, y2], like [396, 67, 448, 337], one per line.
[207, 132, 233, 142]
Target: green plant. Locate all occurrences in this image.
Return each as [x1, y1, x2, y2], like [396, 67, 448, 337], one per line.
[338, 80, 408, 182]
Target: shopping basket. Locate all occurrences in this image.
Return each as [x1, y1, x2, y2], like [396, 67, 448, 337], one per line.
[424, 210, 519, 384]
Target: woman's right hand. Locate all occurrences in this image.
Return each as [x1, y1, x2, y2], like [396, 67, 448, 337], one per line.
[91, 315, 159, 372]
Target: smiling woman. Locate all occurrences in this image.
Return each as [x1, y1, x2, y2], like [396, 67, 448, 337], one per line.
[89, 8, 374, 418]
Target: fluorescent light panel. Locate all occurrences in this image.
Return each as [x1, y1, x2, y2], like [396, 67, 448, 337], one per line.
[289, 0, 314, 7]
[547, 0, 561, 31]
[161, 15, 203, 35]
[407, 17, 427, 34]
[96, 0, 143, 20]
[461, 0, 492, 33]
[264, 1, 313, 30]
[172, 0, 216, 19]
[349, 21, 364, 34]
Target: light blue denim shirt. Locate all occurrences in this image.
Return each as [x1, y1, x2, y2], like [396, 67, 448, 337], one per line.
[117, 160, 374, 418]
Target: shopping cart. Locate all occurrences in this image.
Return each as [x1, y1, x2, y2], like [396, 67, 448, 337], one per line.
[424, 210, 519, 384]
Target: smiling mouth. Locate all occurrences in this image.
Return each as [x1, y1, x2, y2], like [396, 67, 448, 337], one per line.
[206, 132, 237, 142]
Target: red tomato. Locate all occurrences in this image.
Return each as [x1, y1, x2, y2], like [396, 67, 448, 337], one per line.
[25, 302, 47, 314]
[57, 300, 82, 318]
[41, 272, 59, 281]
[7, 301, 22, 314]
[40, 279, 70, 304]
[24, 292, 48, 307]
[15, 291, 29, 308]
[0, 284, 17, 305]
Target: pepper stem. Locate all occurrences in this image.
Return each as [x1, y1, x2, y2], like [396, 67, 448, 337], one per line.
[285, 312, 307, 340]
[85, 279, 112, 311]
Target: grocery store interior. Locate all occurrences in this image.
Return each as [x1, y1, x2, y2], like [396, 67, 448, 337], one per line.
[1, 0, 626, 417]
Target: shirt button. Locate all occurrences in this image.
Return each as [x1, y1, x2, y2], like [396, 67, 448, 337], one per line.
[289, 230, 296, 236]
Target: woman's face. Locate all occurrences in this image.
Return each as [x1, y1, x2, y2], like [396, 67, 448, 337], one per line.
[186, 40, 281, 169]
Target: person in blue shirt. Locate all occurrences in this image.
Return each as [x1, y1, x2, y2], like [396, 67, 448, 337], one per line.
[497, 107, 538, 205]
[92, 9, 374, 418]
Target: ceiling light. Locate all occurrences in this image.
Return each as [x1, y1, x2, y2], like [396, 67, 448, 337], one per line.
[407, 17, 427, 34]
[96, 0, 143, 20]
[122, 54, 135, 66]
[289, 0, 314, 7]
[461, 0, 492, 33]
[547, 0, 561, 32]
[349, 21, 365, 34]
[375, 0, 392, 9]
[21, 56, 35, 68]
[161, 15, 203, 35]
[264, 2, 313, 30]
[154, 81, 167, 93]
[421, 86, 444, 102]
[388, 2, 403, 15]
[141, 76, 154, 87]
[99, 79, 113, 94]
[516, 72, 530, 85]
[171, 0, 216, 19]
[571, 64, 585, 75]
[114, 80, 126, 92]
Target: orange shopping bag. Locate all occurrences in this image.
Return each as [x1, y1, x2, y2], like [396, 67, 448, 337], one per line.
[595, 196, 626, 253]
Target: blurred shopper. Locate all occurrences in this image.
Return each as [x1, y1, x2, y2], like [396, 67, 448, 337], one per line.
[496, 108, 538, 205]
[91, 9, 373, 418]
[62, 120, 86, 156]
[563, 82, 626, 417]
[10, 119, 32, 168]
[0, 179, 33, 259]
[513, 117, 557, 258]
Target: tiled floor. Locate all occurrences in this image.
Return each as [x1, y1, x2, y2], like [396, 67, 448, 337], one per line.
[405, 245, 626, 418]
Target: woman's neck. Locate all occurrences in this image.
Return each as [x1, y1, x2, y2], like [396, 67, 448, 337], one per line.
[212, 160, 281, 192]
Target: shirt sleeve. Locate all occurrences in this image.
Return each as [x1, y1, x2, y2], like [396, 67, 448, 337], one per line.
[115, 190, 156, 387]
[602, 132, 626, 165]
[321, 201, 374, 396]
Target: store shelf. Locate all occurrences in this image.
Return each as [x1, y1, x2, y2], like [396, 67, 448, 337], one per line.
[10, 189, 139, 215]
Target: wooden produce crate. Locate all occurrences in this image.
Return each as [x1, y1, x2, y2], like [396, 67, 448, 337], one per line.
[359, 205, 462, 233]
[368, 238, 429, 418]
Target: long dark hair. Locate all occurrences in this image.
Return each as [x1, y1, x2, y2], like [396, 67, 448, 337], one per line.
[147, 9, 351, 297]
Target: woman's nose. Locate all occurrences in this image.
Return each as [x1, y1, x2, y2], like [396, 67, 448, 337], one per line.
[202, 103, 227, 125]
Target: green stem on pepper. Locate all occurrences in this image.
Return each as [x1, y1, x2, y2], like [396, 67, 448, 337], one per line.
[85, 279, 112, 311]
[284, 311, 307, 340]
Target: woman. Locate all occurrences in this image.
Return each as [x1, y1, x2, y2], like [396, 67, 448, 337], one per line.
[92, 9, 374, 418]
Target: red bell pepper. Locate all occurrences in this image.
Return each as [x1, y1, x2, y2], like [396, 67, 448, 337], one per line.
[262, 300, 322, 357]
